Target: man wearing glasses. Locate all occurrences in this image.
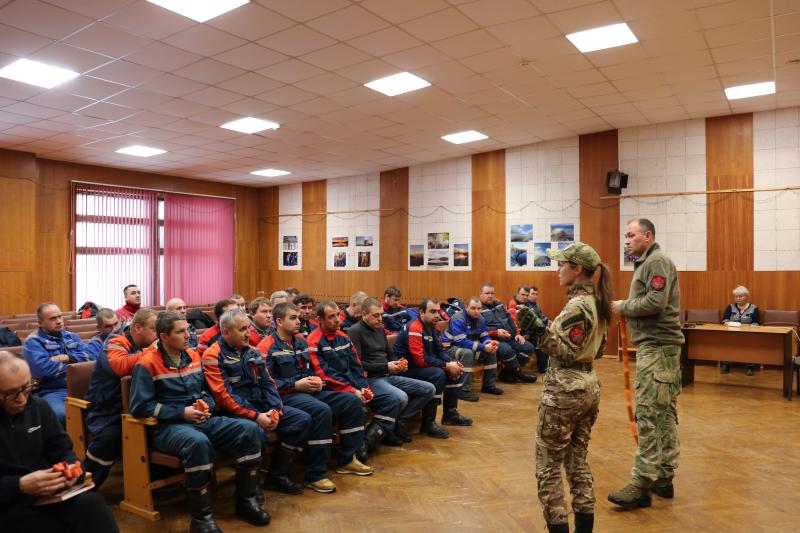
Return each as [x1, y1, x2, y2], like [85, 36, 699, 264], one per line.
[0, 351, 118, 532]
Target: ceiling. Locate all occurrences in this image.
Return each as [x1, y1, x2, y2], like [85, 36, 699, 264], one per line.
[0, 0, 798, 186]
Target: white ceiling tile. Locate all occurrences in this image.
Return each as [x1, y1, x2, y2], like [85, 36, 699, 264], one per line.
[711, 39, 772, 64]
[183, 86, 244, 107]
[64, 22, 149, 59]
[294, 73, 357, 95]
[566, 81, 618, 98]
[103, 1, 196, 40]
[214, 44, 288, 71]
[432, 29, 504, 59]
[2, 102, 64, 119]
[77, 101, 135, 121]
[207, 3, 294, 40]
[39, 0, 136, 19]
[59, 76, 128, 100]
[696, 0, 771, 30]
[140, 74, 207, 97]
[153, 98, 213, 119]
[27, 91, 96, 112]
[256, 85, 318, 106]
[401, 8, 479, 42]
[29, 43, 113, 74]
[307, 5, 390, 41]
[221, 98, 280, 116]
[458, 0, 541, 26]
[547, 68, 607, 88]
[776, 33, 800, 54]
[127, 42, 203, 72]
[174, 59, 246, 85]
[545, 1, 624, 35]
[85, 60, 162, 87]
[255, 0, 351, 22]
[715, 59, 772, 78]
[163, 25, 247, 57]
[349, 27, 423, 56]
[703, 20, 771, 48]
[328, 86, 385, 106]
[0, 24, 54, 57]
[290, 97, 344, 115]
[0, 0, 92, 40]
[258, 59, 325, 84]
[299, 44, 372, 71]
[218, 72, 284, 97]
[336, 59, 400, 84]
[384, 45, 452, 70]
[257, 25, 337, 56]
[613, 0, 696, 20]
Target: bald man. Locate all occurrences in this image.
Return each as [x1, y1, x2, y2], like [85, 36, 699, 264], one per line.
[165, 298, 197, 349]
[340, 291, 368, 330]
[0, 352, 119, 532]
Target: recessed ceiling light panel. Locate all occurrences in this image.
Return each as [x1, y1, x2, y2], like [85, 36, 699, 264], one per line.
[724, 81, 776, 100]
[116, 145, 167, 157]
[221, 117, 280, 134]
[364, 72, 431, 96]
[147, 0, 249, 22]
[566, 22, 638, 53]
[0, 58, 79, 88]
[441, 130, 488, 144]
[251, 168, 291, 177]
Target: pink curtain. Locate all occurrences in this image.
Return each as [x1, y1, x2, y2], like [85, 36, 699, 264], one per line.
[163, 193, 234, 306]
[73, 183, 158, 309]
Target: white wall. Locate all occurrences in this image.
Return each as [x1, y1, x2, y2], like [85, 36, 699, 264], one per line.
[326, 173, 380, 270]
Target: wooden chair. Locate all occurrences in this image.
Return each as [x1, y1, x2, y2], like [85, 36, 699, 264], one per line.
[66, 361, 95, 459]
[685, 308, 720, 324]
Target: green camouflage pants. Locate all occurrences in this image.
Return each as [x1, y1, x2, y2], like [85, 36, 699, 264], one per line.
[535, 370, 601, 524]
[631, 343, 681, 486]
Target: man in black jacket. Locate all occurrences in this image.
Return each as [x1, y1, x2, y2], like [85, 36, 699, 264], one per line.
[347, 298, 435, 448]
[0, 351, 118, 532]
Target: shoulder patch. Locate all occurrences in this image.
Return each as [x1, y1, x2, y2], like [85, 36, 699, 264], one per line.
[650, 276, 666, 291]
[560, 311, 586, 329]
[568, 326, 585, 345]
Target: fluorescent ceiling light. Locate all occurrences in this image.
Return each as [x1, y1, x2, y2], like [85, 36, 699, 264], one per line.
[115, 145, 167, 157]
[221, 117, 280, 134]
[566, 22, 638, 53]
[441, 130, 488, 144]
[146, 0, 249, 22]
[724, 81, 776, 100]
[0, 58, 79, 88]
[251, 168, 291, 177]
[364, 72, 431, 96]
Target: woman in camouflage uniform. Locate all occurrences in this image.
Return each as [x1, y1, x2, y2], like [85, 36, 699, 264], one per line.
[534, 242, 612, 533]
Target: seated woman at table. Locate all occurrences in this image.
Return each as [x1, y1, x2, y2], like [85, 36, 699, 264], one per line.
[720, 285, 760, 375]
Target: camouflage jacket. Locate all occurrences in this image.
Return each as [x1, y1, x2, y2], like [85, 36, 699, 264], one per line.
[620, 242, 684, 346]
[541, 283, 606, 367]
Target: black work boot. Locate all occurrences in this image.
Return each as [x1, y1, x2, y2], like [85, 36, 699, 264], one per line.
[607, 481, 652, 510]
[264, 447, 304, 495]
[419, 400, 449, 439]
[235, 468, 271, 526]
[460, 390, 480, 402]
[356, 423, 385, 463]
[381, 429, 404, 447]
[480, 384, 504, 395]
[187, 486, 222, 533]
[547, 523, 569, 533]
[394, 419, 412, 443]
[514, 367, 538, 383]
[441, 392, 472, 426]
[574, 512, 593, 533]
[652, 478, 674, 499]
[499, 367, 519, 383]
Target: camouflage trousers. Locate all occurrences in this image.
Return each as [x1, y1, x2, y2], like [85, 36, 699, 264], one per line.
[535, 370, 601, 524]
[631, 343, 681, 486]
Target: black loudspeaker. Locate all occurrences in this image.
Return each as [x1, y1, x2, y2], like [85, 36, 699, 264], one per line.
[606, 170, 628, 194]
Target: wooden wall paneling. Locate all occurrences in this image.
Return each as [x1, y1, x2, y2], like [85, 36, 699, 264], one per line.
[299, 180, 327, 293]
[579, 130, 621, 353]
[706, 113, 754, 271]
[258, 187, 279, 296]
[472, 150, 505, 275]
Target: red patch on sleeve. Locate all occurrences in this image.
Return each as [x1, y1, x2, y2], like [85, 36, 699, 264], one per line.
[650, 276, 666, 291]
[568, 326, 585, 345]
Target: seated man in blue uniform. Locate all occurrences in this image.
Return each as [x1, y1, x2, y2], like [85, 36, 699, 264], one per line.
[165, 298, 198, 349]
[203, 308, 311, 495]
[23, 302, 93, 425]
[258, 302, 372, 494]
[382, 286, 419, 334]
[339, 291, 368, 330]
[0, 351, 119, 533]
[393, 298, 472, 439]
[479, 284, 537, 384]
[84, 308, 121, 359]
[129, 312, 269, 531]
[295, 294, 319, 338]
[82, 308, 157, 487]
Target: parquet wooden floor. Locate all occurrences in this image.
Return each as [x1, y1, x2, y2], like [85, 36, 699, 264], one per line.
[110, 359, 800, 532]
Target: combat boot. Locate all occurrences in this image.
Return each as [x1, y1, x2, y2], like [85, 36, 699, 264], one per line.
[419, 400, 449, 439]
[607, 482, 652, 509]
[574, 512, 593, 533]
[186, 486, 222, 533]
[480, 384, 503, 395]
[547, 523, 569, 533]
[513, 367, 538, 383]
[651, 478, 674, 499]
[235, 468, 271, 526]
[499, 367, 519, 383]
[357, 423, 385, 463]
[264, 447, 304, 495]
[394, 420, 412, 443]
[441, 408, 472, 426]
[460, 390, 480, 402]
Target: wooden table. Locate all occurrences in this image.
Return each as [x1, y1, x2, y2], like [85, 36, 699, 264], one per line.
[681, 324, 797, 399]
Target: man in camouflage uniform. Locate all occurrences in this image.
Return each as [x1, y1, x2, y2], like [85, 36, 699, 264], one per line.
[608, 218, 683, 509]
[536, 243, 609, 533]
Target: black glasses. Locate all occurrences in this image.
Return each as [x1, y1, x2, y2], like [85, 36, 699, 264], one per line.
[0, 382, 34, 402]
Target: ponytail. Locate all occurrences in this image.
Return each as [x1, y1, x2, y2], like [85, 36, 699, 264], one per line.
[595, 262, 613, 325]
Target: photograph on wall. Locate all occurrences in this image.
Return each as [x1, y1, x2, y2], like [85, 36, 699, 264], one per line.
[356, 235, 373, 246]
[550, 223, 574, 242]
[427, 249, 449, 267]
[333, 252, 347, 267]
[358, 251, 371, 268]
[332, 236, 349, 247]
[623, 252, 637, 267]
[283, 252, 298, 267]
[427, 232, 449, 250]
[533, 243, 551, 267]
[409, 245, 424, 267]
[282, 235, 298, 251]
[453, 243, 469, 267]
[557, 241, 572, 250]
[510, 244, 527, 267]
[510, 224, 533, 242]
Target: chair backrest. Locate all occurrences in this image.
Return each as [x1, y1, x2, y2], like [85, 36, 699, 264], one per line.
[685, 308, 720, 324]
[387, 334, 397, 353]
[679, 309, 687, 324]
[121, 376, 132, 414]
[67, 361, 96, 398]
[762, 309, 799, 327]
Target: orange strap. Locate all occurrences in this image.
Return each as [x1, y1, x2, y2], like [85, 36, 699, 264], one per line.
[619, 316, 639, 445]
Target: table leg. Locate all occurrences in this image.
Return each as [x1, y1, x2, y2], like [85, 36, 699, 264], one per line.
[783, 332, 792, 400]
[680, 331, 694, 387]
